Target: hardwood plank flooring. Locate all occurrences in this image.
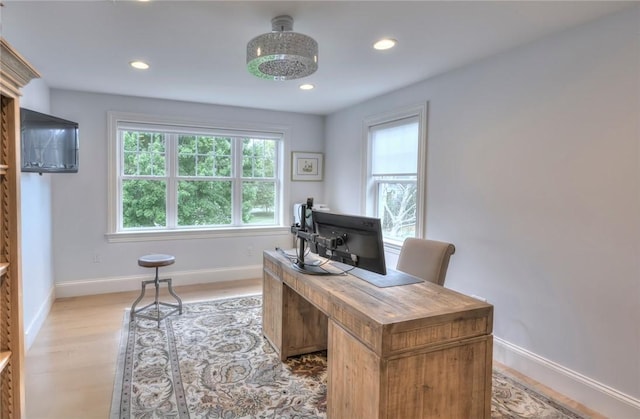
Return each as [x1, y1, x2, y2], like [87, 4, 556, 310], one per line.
[25, 279, 262, 419]
[25, 279, 604, 419]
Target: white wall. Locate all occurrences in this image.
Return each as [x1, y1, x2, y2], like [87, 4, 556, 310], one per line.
[49, 91, 324, 296]
[20, 78, 55, 350]
[326, 7, 639, 418]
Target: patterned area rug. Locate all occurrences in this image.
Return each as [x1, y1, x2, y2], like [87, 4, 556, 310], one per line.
[110, 295, 587, 419]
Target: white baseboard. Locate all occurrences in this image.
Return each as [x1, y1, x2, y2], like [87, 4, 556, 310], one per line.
[24, 286, 55, 351]
[55, 265, 263, 298]
[494, 336, 640, 418]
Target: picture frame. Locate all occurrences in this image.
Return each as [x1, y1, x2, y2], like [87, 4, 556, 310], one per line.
[291, 151, 324, 181]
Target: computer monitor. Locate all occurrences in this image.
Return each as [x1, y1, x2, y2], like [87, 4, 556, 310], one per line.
[297, 197, 315, 233]
[311, 211, 387, 275]
[289, 210, 422, 287]
[289, 208, 386, 277]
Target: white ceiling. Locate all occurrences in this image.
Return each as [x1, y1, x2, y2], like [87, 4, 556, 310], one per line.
[0, 1, 633, 115]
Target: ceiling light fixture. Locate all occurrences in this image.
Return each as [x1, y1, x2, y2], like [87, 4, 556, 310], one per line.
[373, 38, 397, 51]
[299, 83, 315, 90]
[247, 15, 318, 81]
[130, 60, 149, 70]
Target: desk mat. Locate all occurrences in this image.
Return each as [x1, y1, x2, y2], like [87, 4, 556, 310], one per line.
[349, 267, 424, 288]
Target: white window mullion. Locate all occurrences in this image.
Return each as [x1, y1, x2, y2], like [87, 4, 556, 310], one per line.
[232, 138, 243, 226]
[166, 133, 178, 228]
[117, 130, 125, 230]
[274, 140, 282, 225]
[372, 179, 382, 218]
[415, 105, 428, 239]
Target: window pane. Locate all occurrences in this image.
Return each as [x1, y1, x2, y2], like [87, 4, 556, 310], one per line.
[197, 136, 214, 154]
[372, 120, 418, 176]
[242, 181, 276, 225]
[122, 131, 165, 176]
[178, 154, 196, 176]
[197, 155, 214, 176]
[242, 138, 277, 178]
[178, 135, 231, 177]
[214, 137, 233, 177]
[377, 181, 417, 242]
[177, 180, 232, 226]
[122, 179, 166, 228]
[214, 156, 232, 177]
[178, 135, 196, 176]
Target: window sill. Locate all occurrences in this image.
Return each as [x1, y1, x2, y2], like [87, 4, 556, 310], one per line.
[384, 241, 403, 255]
[105, 226, 291, 243]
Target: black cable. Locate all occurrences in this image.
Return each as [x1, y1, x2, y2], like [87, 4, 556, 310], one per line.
[275, 247, 297, 262]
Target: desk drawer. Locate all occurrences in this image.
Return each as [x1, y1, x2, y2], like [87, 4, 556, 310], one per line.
[283, 270, 331, 315]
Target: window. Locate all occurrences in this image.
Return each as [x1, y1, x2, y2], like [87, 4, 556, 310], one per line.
[364, 104, 427, 246]
[108, 113, 287, 239]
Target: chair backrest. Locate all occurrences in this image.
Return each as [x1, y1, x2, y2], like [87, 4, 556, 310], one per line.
[396, 238, 456, 286]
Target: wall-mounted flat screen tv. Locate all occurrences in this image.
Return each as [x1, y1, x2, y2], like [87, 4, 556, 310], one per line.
[20, 108, 79, 174]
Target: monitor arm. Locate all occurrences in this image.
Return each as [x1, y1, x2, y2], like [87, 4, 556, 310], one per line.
[291, 223, 346, 266]
[291, 203, 348, 268]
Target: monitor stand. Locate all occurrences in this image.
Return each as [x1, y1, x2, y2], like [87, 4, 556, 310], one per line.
[291, 262, 333, 276]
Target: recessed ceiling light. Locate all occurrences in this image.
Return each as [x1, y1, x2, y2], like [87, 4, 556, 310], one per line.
[373, 38, 397, 51]
[299, 83, 315, 90]
[130, 60, 150, 70]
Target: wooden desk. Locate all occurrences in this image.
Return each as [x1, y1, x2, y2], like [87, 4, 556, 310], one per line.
[262, 250, 493, 419]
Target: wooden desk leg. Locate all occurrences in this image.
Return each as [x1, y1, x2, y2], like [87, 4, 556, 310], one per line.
[328, 320, 382, 419]
[328, 320, 493, 419]
[262, 267, 285, 360]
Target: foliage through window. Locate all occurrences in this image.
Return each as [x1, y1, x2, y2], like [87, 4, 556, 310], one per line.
[365, 107, 426, 244]
[117, 122, 281, 232]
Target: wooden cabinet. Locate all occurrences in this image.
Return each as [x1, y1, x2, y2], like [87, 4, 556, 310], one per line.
[0, 38, 40, 419]
[263, 250, 494, 419]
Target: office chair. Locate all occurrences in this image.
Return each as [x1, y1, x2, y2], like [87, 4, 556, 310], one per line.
[396, 238, 456, 286]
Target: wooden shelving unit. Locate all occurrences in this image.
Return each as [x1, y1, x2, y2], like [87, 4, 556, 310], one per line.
[0, 37, 41, 419]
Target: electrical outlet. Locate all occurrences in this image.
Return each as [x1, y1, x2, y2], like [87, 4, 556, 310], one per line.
[247, 246, 254, 256]
[92, 253, 101, 263]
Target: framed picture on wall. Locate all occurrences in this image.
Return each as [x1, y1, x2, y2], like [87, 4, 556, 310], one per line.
[291, 151, 323, 181]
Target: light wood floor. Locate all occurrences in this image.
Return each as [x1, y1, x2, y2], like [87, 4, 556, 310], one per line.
[25, 279, 605, 419]
[25, 279, 263, 418]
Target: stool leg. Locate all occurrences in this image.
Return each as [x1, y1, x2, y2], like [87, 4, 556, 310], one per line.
[166, 278, 183, 314]
[130, 281, 149, 321]
[154, 266, 161, 328]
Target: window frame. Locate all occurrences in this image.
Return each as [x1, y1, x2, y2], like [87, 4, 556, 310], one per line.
[362, 103, 428, 249]
[106, 111, 291, 242]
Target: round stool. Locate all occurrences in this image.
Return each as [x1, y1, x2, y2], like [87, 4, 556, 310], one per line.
[130, 254, 183, 327]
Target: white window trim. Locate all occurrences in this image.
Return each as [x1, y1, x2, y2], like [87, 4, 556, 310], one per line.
[361, 103, 428, 247]
[106, 111, 291, 242]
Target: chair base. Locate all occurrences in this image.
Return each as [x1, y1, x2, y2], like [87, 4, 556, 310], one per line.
[130, 275, 183, 328]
